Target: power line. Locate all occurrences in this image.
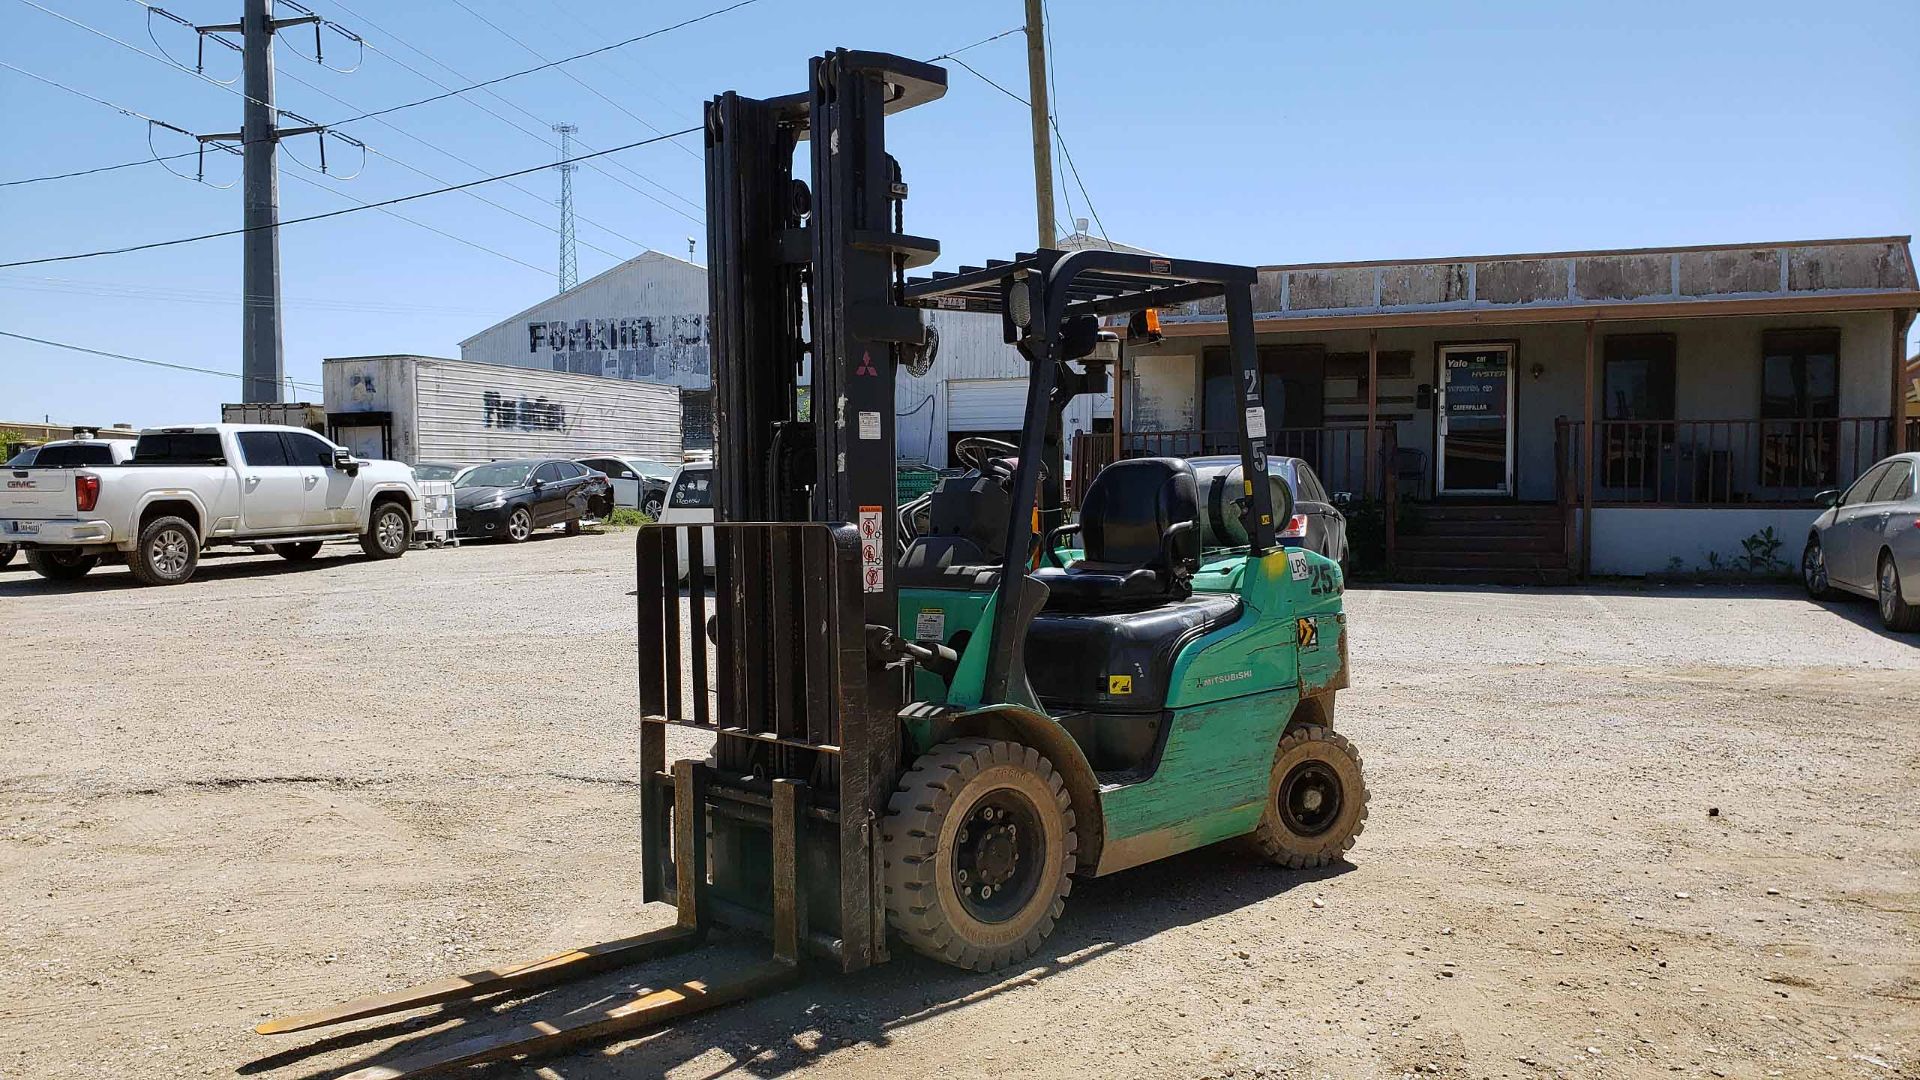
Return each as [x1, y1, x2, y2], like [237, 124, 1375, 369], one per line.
[0, 128, 696, 270]
[317, 5, 701, 220]
[945, 53, 1112, 248]
[318, 0, 764, 129]
[319, 0, 702, 216]
[0, 51, 572, 275]
[1040, 0, 1110, 248]
[0, 330, 325, 393]
[0, 274, 500, 316]
[927, 24, 1025, 63]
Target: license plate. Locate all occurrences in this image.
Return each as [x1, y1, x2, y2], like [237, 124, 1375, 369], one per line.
[9, 521, 39, 534]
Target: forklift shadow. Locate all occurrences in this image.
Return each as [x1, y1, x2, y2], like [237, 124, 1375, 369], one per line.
[255, 845, 1348, 1080]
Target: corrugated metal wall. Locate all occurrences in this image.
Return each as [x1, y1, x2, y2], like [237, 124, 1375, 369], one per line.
[325, 355, 681, 464]
[459, 252, 712, 391]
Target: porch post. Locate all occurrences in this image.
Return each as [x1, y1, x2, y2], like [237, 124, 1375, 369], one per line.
[1894, 309, 1912, 455]
[1365, 328, 1379, 500]
[1113, 344, 1125, 461]
[1581, 319, 1595, 579]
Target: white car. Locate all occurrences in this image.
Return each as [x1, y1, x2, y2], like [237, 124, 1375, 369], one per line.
[1, 423, 420, 585]
[577, 455, 676, 517]
[658, 462, 715, 580]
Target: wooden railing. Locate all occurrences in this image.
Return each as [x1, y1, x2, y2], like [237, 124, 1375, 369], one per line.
[1069, 424, 1396, 507]
[1561, 416, 1895, 507]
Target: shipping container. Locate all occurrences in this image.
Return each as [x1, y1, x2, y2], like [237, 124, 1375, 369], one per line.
[220, 402, 327, 432]
[321, 355, 682, 466]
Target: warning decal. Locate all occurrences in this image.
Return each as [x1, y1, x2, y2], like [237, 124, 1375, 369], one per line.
[858, 506, 885, 593]
[915, 608, 945, 642]
[1107, 674, 1133, 695]
[1296, 616, 1319, 650]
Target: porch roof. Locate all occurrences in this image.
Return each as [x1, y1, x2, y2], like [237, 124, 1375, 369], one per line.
[1160, 236, 1920, 336]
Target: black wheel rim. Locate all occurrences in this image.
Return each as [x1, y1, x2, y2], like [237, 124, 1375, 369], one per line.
[951, 788, 1044, 923]
[1279, 760, 1343, 838]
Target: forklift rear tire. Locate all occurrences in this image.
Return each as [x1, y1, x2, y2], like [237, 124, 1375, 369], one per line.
[1252, 724, 1368, 870]
[882, 738, 1077, 972]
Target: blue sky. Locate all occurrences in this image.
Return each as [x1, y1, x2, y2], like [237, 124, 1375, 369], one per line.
[2, 0, 1916, 427]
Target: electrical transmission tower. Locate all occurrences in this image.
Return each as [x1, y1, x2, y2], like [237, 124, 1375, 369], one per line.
[187, 0, 347, 404]
[553, 123, 579, 292]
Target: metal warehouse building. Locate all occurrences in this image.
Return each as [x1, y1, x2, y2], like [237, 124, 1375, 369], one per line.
[456, 246, 1113, 467]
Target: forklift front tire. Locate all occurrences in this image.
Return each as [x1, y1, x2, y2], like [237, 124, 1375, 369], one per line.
[1253, 724, 1368, 870]
[882, 738, 1077, 972]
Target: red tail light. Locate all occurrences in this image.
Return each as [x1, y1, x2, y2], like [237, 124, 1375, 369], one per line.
[75, 474, 100, 513]
[1280, 514, 1309, 539]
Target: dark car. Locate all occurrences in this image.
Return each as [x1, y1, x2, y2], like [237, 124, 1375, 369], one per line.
[1188, 454, 1349, 571]
[453, 458, 609, 542]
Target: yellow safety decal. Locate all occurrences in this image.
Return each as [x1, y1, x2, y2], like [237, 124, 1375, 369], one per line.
[1108, 674, 1133, 695]
[1243, 479, 1254, 495]
[1260, 514, 1271, 525]
[1296, 616, 1319, 649]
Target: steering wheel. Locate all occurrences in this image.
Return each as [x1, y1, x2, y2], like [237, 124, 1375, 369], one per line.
[953, 436, 1020, 474]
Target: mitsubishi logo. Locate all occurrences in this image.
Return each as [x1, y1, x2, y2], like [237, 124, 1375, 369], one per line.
[854, 351, 878, 377]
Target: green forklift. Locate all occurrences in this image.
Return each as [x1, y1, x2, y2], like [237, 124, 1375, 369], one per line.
[252, 47, 1367, 1076]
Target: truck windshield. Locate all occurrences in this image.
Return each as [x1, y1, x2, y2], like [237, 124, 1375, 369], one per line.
[132, 432, 225, 463]
[32, 444, 116, 466]
[457, 463, 534, 488]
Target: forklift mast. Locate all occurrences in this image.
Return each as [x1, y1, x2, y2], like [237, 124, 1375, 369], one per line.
[636, 50, 946, 974]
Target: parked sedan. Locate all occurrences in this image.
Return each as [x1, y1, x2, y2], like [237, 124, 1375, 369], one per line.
[1188, 454, 1350, 571]
[1803, 451, 1920, 631]
[453, 458, 608, 543]
[578, 455, 676, 517]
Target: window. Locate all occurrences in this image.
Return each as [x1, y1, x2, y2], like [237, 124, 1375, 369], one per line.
[1870, 460, 1914, 503]
[669, 468, 713, 508]
[132, 432, 224, 463]
[552, 461, 587, 480]
[1603, 335, 1677, 421]
[1839, 463, 1889, 507]
[1296, 464, 1329, 503]
[1761, 329, 1840, 488]
[282, 432, 337, 467]
[533, 462, 565, 484]
[582, 458, 634, 479]
[237, 431, 291, 467]
[1201, 345, 1326, 453]
[32, 443, 116, 467]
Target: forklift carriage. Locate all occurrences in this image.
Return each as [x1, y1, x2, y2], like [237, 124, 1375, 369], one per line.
[252, 47, 1366, 1078]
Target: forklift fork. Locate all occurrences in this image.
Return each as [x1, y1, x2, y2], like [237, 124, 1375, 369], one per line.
[252, 762, 810, 1078]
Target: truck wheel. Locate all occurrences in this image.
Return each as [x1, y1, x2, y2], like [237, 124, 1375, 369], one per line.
[882, 738, 1077, 972]
[1253, 724, 1368, 869]
[128, 516, 200, 586]
[360, 502, 410, 559]
[0, 542, 14, 569]
[273, 541, 323, 562]
[26, 549, 99, 581]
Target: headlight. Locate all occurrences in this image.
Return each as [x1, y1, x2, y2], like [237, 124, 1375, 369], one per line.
[471, 495, 507, 511]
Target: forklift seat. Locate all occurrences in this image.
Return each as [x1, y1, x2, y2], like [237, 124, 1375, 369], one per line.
[1035, 457, 1200, 612]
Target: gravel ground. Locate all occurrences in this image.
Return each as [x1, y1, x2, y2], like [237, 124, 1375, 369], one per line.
[1, 530, 1914, 1080]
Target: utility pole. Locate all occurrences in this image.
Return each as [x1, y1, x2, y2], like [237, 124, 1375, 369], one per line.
[195, 0, 320, 404]
[1023, 0, 1055, 251]
[553, 123, 579, 292]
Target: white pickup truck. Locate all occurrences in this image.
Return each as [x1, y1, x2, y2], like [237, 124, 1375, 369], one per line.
[1, 423, 421, 585]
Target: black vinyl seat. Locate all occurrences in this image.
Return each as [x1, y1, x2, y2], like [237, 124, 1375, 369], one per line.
[1034, 457, 1199, 612]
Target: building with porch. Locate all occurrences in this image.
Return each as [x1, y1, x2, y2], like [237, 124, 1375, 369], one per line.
[1088, 236, 1918, 581]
